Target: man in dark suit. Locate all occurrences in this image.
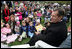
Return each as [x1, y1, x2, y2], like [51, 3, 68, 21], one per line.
[27, 8, 67, 47]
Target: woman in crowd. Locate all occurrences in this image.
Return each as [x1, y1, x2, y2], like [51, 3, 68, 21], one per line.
[2, 5, 10, 24]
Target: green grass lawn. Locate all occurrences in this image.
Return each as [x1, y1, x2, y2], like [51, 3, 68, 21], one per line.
[66, 17, 71, 28]
[8, 37, 30, 46]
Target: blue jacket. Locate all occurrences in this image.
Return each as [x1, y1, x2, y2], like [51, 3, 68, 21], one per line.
[25, 11, 28, 17]
[28, 25, 37, 33]
[20, 26, 27, 35]
[33, 19, 36, 26]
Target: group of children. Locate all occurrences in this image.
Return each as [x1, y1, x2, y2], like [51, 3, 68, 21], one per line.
[1, 14, 44, 43]
[1, 3, 45, 44]
[1, 1, 71, 44]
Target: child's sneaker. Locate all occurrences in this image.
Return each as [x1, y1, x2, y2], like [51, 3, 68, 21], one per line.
[18, 38, 22, 41]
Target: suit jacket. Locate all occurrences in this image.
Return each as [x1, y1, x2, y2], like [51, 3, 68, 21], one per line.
[43, 21, 67, 47]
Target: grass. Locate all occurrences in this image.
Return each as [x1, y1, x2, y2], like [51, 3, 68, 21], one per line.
[8, 37, 30, 46]
[41, 16, 45, 26]
[66, 17, 71, 28]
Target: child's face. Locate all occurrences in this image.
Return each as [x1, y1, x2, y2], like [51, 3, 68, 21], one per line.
[5, 5, 8, 9]
[35, 17, 37, 19]
[11, 17, 14, 21]
[22, 22, 26, 26]
[29, 22, 33, 26]
[6, 24, 10, 28]
[36, 22, 40, 25]
[26, 17, 30, 22]
[16, 7, 18, 10]
[16, 23, 20, 26]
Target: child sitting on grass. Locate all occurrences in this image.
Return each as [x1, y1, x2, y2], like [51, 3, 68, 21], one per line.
[28, 21, 37, 38]
[1, 23, 11, 42]
[35, 19, 44, 35]
[18, 20, 27, 41]
[14, 21, 21, 36]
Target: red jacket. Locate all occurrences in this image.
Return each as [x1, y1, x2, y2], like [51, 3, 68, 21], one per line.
[3, 9, 10, 22]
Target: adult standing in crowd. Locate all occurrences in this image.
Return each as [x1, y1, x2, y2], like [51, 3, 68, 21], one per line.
[2, 5, 10, 24]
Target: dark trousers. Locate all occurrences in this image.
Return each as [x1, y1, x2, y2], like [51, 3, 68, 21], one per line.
[3, 17, 7, 24]
[28, 34, 46, 46]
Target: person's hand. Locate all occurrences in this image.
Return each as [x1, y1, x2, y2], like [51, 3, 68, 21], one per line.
[68, 26, 71, 32]
[35, 32, 40, 35]
[42, 27, 46, 30]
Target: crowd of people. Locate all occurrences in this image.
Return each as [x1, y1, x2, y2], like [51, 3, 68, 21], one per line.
[1, 1, 71, 47]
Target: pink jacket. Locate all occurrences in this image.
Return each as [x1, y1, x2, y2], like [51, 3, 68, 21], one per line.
[37, 13, 42, 17]
[16, 12, 23, 20]
[6, 34, 18, 44]
[1, 33, 7, 42]
[1, 27, 11, 35]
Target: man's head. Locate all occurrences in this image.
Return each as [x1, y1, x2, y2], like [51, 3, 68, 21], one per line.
[51, 8, 65, 23]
